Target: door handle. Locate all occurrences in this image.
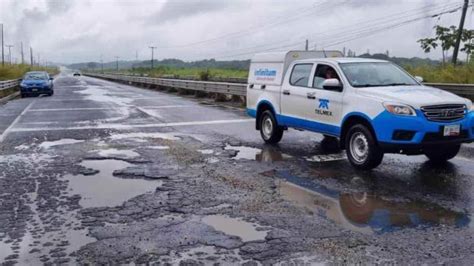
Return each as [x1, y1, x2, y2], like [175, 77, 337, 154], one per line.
[307, 92, 316, 99]
[283, 90, 290, 95]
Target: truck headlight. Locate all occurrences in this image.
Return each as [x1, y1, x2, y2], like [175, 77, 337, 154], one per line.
[383, 102, 416, 116]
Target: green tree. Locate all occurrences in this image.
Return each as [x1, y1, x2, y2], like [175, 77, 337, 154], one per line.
[418, 25, 473, 64]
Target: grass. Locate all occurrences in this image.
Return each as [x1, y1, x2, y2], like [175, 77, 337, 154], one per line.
[404, 64, 474, 84]
[121, 66, 248, 80]
[100, 63, 474, 84]
[0, 64, 59, 81]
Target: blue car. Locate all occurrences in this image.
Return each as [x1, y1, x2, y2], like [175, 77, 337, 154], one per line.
[20, 71, 54, 97]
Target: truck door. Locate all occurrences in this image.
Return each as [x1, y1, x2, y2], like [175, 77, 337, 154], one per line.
[281, 63, 343, 137]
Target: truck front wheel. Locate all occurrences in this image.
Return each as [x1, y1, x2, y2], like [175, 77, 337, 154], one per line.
[345, 124, 383, 170]
[260, 110, 283, 144]
[424, 144, 460, 163]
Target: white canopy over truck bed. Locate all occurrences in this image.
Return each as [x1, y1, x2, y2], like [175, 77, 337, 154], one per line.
[248, 50, 343, 86]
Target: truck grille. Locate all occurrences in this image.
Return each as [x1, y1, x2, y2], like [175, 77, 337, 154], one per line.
[420, 104, 466, 122]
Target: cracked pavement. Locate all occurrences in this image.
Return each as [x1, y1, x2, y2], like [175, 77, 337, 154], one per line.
[1, 72, 474, 265]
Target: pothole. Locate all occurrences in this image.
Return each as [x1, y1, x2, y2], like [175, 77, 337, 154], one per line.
[201, 215, 269, 242]
[224, 144, 291, 162]
[64, 159, 161, 208]
[275, 170, 470, 234]
[96, 148, 139, 158]
[39, 139, 84, 149]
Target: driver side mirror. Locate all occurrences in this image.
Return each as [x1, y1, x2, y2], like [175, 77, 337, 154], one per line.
[414, 76, 423, 83]
[322, 78, 343, 92]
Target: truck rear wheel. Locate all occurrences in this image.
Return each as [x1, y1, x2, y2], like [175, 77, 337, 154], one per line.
[424, 144, 460, 163]
[345, 124, 383, 170]
[260, 110, 283, 144]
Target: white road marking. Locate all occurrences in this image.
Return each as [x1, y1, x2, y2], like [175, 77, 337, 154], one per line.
[0, 101, 35, 142]
[10, 118, 254, 132]
[139, 105, 196, 109]
[28, 107, 127, 112]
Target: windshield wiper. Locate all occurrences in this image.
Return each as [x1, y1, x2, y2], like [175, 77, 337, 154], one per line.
[353, 84, 385, 88]
[384, 83, 412, 86]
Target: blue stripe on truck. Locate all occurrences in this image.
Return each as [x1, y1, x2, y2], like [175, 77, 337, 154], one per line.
[276, 114, 341, 137]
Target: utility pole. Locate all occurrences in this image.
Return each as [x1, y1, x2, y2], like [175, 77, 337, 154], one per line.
[149, 46, 156, 69]
[115, 56, 119, 71]
[452, 0, 469, 65]
[1, 24, 4, 66]
[135, 50, 138, 61]
[305, 39, 309, 51]
[30, 47, 33, 66]
[100, 54, 104, 73]
[20, 42, 24, 64]
[5, 45, 13, 65]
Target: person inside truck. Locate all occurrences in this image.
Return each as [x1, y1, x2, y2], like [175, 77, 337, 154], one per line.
[313, 65, 340, 89]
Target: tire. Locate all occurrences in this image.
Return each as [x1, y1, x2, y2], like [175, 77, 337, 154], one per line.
[48, 91, 54, 96]
[21, 92, 27, 98]
[424, 144, 460, 163]
[259, 110, 284, 144]
[345, 124, 384, 170]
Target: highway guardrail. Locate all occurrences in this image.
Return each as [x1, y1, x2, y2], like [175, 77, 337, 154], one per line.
[84, 73, 474, 100]
[85, 73, 247, 97]
[0, 79, 20, 91]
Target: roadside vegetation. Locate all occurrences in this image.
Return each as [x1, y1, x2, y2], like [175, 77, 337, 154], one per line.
[122, 66, 248, 80]
[404, 63, 474, 83]
[0, 64, 59, 81]
[105, 63, 473, 84]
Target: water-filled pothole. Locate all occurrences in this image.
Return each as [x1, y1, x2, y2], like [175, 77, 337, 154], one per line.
[201, 215, 269, 242]
[64, 159, 160, 208]
[224, 144, 291, 162]
[275, 170, 470, 234]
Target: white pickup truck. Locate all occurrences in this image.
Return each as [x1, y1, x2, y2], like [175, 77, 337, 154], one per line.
[246, 50, 474, 169]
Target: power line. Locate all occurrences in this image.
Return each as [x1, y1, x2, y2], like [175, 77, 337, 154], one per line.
[190, 2, 459, 59]
[156, 0, 334, 49]
[204, 2, 464, 60]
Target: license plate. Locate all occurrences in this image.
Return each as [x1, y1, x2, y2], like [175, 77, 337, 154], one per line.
[32, 88, 38, 92]
[443, 125, 460, 136]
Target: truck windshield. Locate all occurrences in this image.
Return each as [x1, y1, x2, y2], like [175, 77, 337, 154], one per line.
[339, 62, 419, 88]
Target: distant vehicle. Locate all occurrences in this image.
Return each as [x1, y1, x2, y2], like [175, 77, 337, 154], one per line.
[20, 71, 54, 97]
[246, 50, 474, 169]
[73, 72, 81, 77]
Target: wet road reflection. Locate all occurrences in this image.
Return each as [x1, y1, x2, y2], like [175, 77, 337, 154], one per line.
[274, 170, 470, 234]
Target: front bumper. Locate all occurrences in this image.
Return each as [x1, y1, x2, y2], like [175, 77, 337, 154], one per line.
[20, 86, 53, 94]
[372, 110, 474, 153]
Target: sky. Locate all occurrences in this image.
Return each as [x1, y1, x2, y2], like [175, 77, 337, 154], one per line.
[0, 0, 472, 64]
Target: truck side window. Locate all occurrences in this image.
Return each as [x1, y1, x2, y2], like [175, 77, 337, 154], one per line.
[290, 64, 313, 87]
[313, 64, 341, 90]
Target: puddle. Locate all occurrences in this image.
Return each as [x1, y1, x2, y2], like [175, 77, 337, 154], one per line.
[198, 149, 214, 155]
[160, 246, 245, 264]
[275, 170, 470, 234]
[148, 146, 170, 150]
[109, 132, 180, 141]
[201, 215, 268, 242]
[97, 148, 139, 158]
[64, 159, 160, 208]
[39, 138, 84, 149]
[305, 153, 346, 162]
[0, 240, 11, 262]
[225, 144, 291, 162]
[14, 144, 32, 151]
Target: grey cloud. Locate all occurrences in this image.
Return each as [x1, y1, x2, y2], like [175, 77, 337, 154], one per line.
[148, 0, 236, 25]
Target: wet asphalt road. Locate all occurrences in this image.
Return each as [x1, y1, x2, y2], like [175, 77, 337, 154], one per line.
[1, 72, 474, 264]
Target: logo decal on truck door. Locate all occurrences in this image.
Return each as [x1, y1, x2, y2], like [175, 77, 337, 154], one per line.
[318, 99, 329, 109]
[316, 99, 332, 116]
